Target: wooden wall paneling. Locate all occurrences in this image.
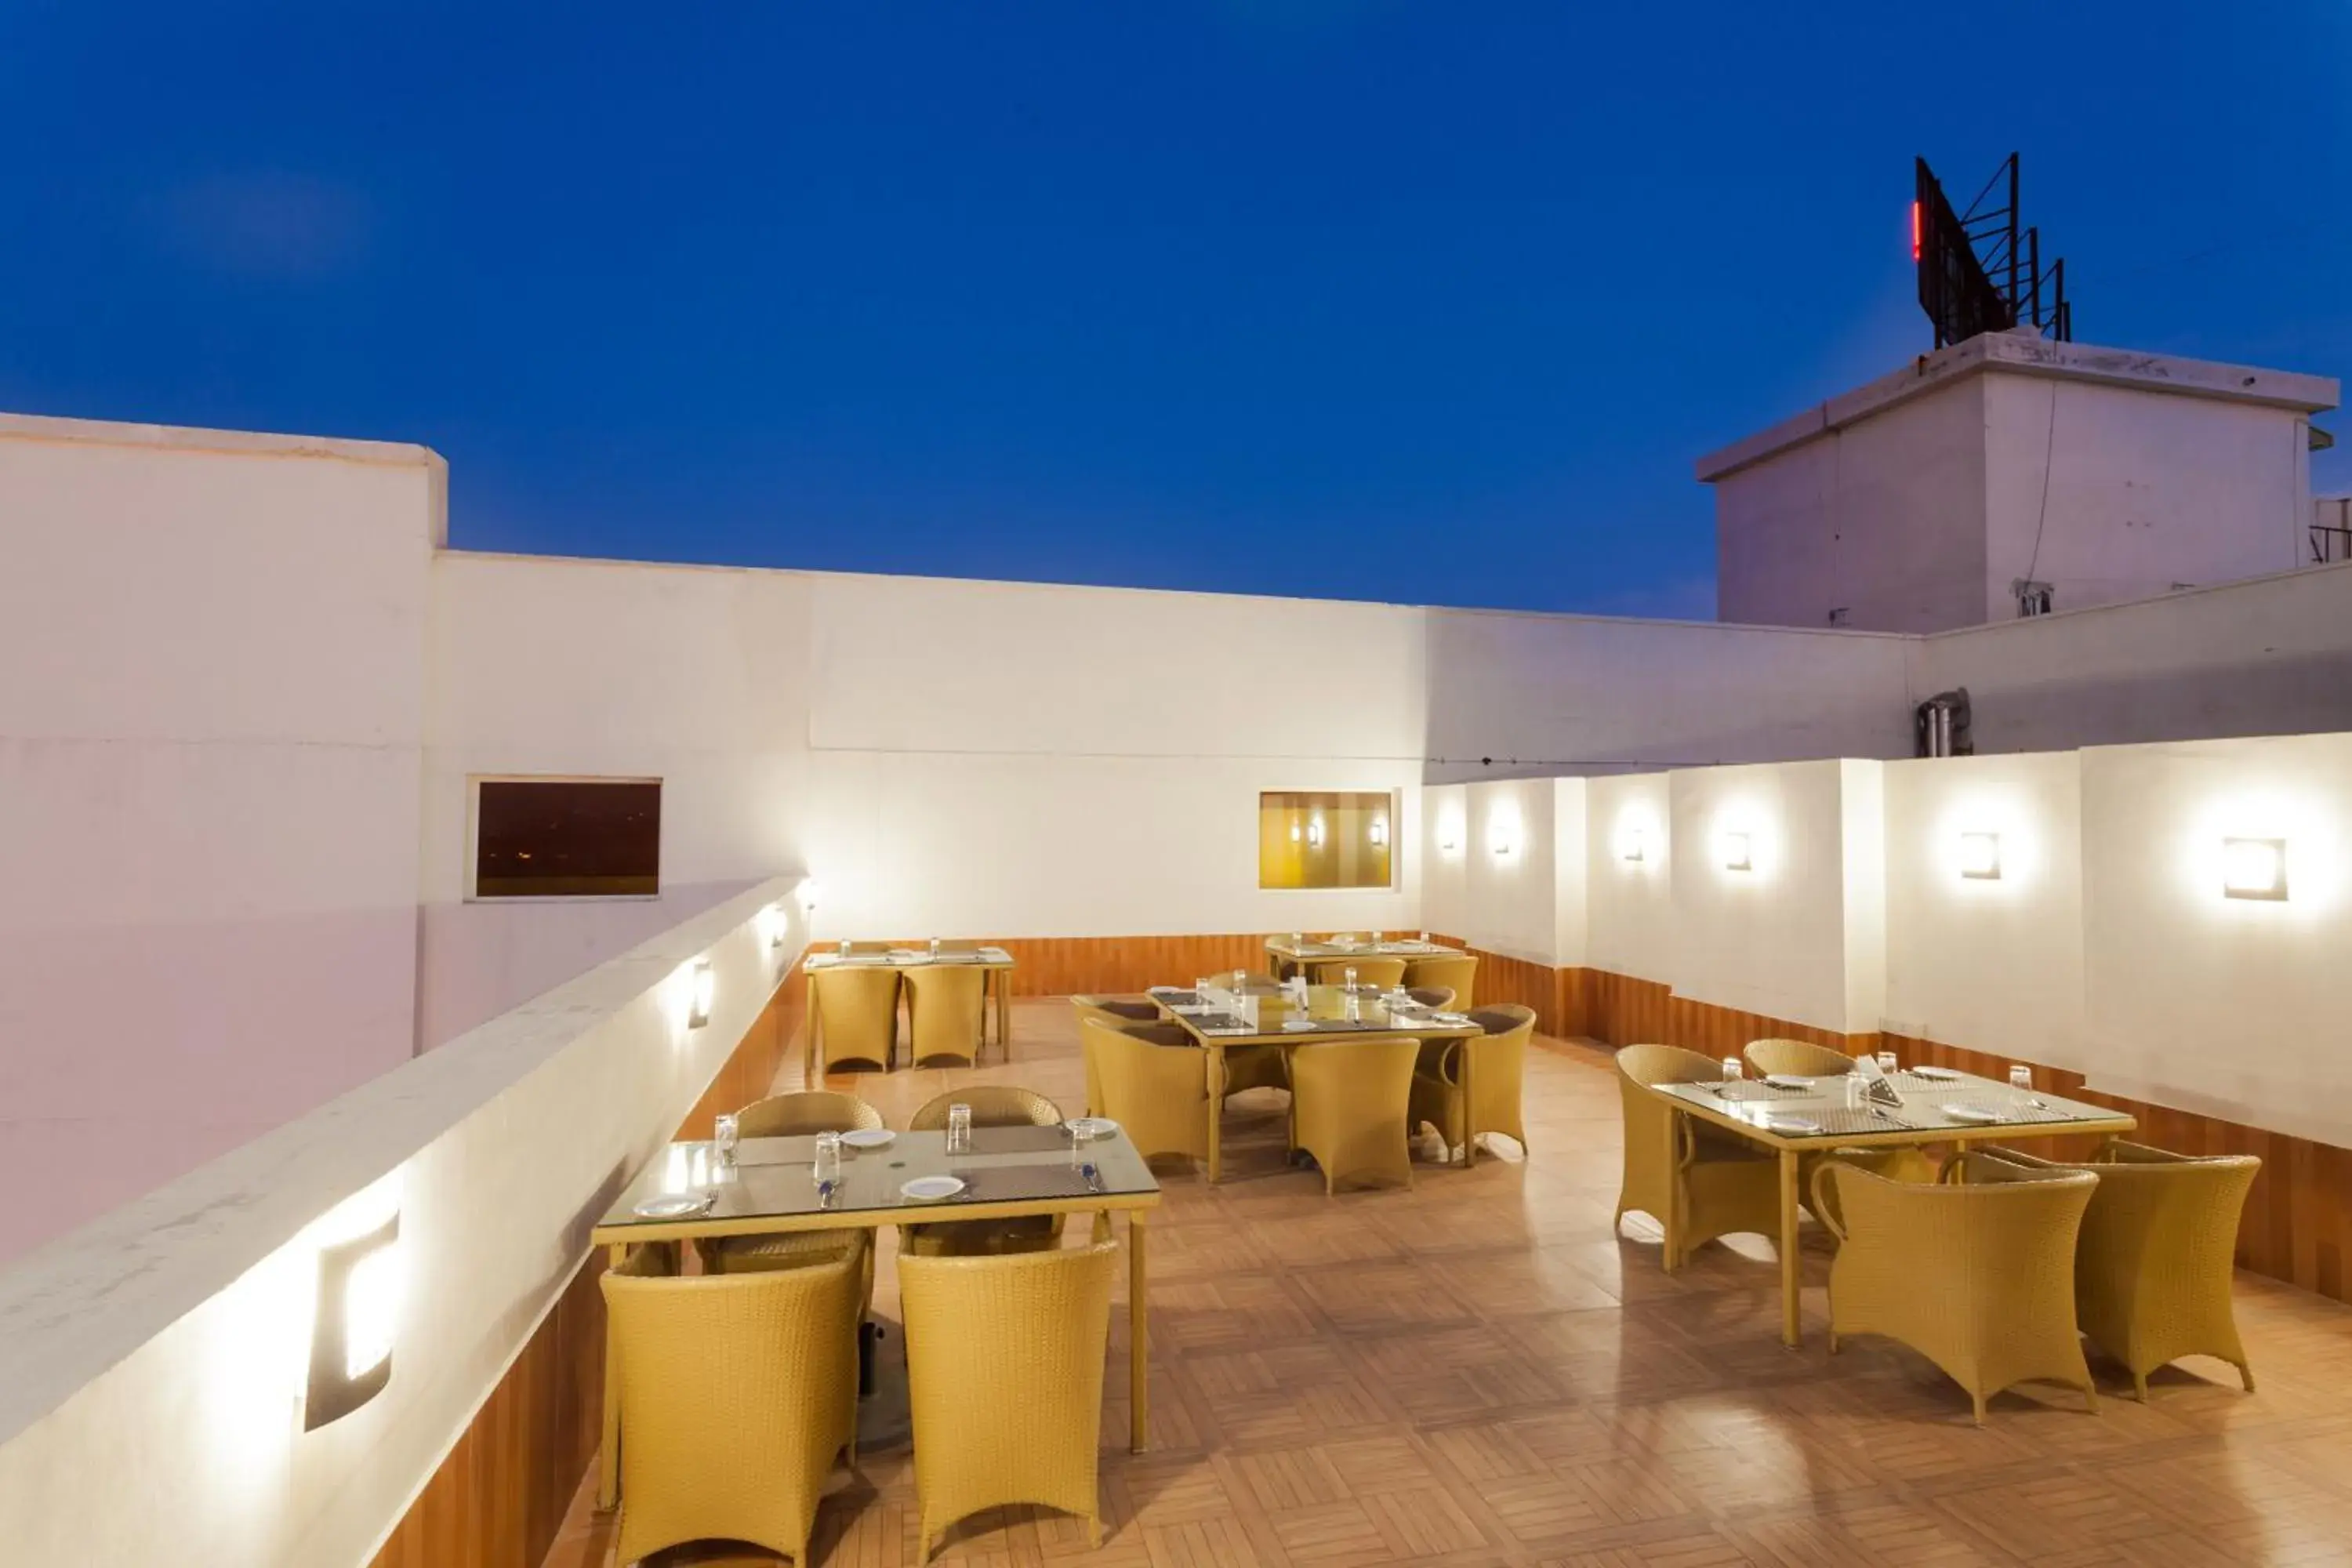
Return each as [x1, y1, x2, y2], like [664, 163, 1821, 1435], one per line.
[1584, 970, 1672, 1048]
[367, 967, 803, 1568]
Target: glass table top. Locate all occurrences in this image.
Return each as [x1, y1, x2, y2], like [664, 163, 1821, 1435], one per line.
[1653, 1069, 2132, 1141]
[597, 1123, 1158, 1232]
[1150, 982, 1477, 1041]
[805, 946, 1013, 969]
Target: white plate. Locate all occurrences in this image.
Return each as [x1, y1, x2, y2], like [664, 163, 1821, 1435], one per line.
[1762, 1114, 1824, 1134]
[840, 1127, 895, 1149]
[632, 1194, 712, 1219]
[900, 1175, 966, 1202]
[1940, 1103, 2005, 1124]
[1762, 1074, 1813, 1091]
[1065, 1116, 1119, 1141]
[1910, 1065, 1962, 1081]
[1283, 1019, 1319, 1032]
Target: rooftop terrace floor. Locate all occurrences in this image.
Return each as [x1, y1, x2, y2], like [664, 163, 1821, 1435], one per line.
[548, 1001, 2352, 1567]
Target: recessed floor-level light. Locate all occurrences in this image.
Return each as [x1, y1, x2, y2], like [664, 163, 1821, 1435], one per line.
[1958, 831, 2002, 880]
[2222, 837, 2287, 901]
[1719, 830, 1752, 872]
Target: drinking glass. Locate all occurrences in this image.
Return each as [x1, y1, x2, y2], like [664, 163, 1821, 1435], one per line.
[1343, 965, 1358, 991]
[1417, 931, 1431, 944]
[2008, 1065, 2034, 1092]
[1875, 1051, 1899, 1076]
[1721, 1057, 1744, 1080]
[713, 1112, 739, 1166]
[946, 1103, 972, 1154]
[813, 1131, 842, 1187]
[837, 938, 851, 958]
[928, 936, 942, 959]
[1370, 930, 1385, 946]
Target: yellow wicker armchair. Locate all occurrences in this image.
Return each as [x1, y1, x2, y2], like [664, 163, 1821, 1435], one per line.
[813, 965, 902, 1074]
[1289, 1036, 1420, 1192]
[1613, 1044, 1780, 1270]
[903, 1087, 1067, 1257]
[1308, 956, 1407, 989]
[601, 1246, 862, 1566]
[1409, 1004, 1535, 1162]
[1970, 1141, 2259, 1398]
[1071, 996, 1158, 1112]
[905, 964, 989, 1067]
[1818, 1152, 2100, 1422]
[1742, 1037, 1857, 1077]
[1405, 985, 1456, 1011]
[1403, 953, 1478, 1010]
[1086, 1018, 1213, 1164]
[735, 1091, 885, 1139]
[899, 1240, 1120, 1560]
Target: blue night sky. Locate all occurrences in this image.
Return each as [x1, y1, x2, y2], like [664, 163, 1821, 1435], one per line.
[3, 2, 2346, 616]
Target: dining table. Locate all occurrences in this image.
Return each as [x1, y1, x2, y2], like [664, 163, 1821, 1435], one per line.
[1149, 982, 1483, 1181]
[1261, 933, 1461, 977]
[589, 1122, 1161, 1508]
[1648, 1067, 2136, 1348]
[803, 944, 1016, 1070]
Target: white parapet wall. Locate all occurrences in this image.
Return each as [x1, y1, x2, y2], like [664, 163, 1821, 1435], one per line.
[0, 875, 806, 1568]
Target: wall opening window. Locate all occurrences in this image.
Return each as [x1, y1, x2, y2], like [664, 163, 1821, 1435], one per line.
[470, 778, 661, 898]
[1258, 790, 1395, 890]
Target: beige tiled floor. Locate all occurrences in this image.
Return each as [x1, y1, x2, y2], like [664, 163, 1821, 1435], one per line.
[546, 1000, 2352, 1567]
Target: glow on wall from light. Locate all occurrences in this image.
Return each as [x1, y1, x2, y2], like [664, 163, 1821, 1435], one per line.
[1436, 807, 1463, 855]
[2182, 786, 2339, 916]
[1613, 805, 1661, 868]
[1707, 804, 1774, 880]
[1487, 808, 1518, 858]
[1929, 790, 2042, 895]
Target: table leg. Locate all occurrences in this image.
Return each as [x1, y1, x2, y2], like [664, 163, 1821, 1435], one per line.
[1661, 1109, 1681, 1272]
[1779, 1148, 1802, 1348]
[1206, 1044, 1225, 1183]
[1129, 1212, 1150, 1453]
[997, 968, 1011, 1058]
[1460, 1044, 1477, 1169]
[597, 1241, 626, 1508]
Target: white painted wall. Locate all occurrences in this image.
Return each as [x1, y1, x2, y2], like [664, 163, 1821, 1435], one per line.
[1912, 558, 2352, 754]
[0, 878, 804, 1568]
[0, 419, 441, 1268]
[1424, 606, 1913, 779]
[1551, 780, 1588, 969]
[1666, 760, 1871, 1033]
[419, 554, 815, 1047]
[1702, 336, 2337, 633]
[1461, 778, 1559, 964]
[1583, 773, 1674, 981]
[1838, 759, 1887, 1032]
[1713, 377, 1989, 632]
[1981, 373, 2310, 614]
[2080, 735, 2352, 1149]
[1419, 783, 1468, 938]
[1880, 751, 2085, 1067]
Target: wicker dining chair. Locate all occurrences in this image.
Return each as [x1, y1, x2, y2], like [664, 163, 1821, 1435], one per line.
[1742, 1037, 1857, 1077]
[900, 1240, 1120, 1560]
[1409, 1004, 1535, 1163]
[1405, 985, 1456, 1011]
[904, 964, 989, 1067]
[1818, 1152, 2100, 1422]
[813, 965, 903, 1074]
[735, 1090, 885, 1139]
[1403, 953, 1478, 1011]
[1613, 1044, 1780, 1270]
[1969, 1141, 2259, 1399]
[1289, 1035, 1420, 1192]
[1085, 1018, 1213, 1165]
[1308, 956, 1407, 989]
[1070, 996, 1160, 1112]
[902, 1087, 1067, 1257]
[601, 1245, 862, 1566]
